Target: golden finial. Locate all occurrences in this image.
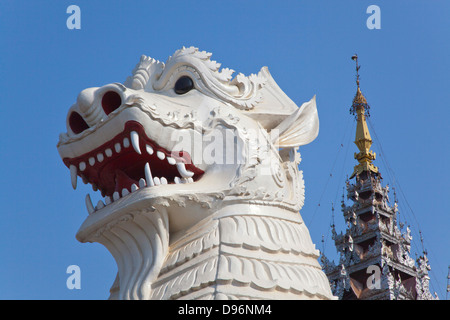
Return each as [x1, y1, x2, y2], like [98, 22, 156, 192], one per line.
[349, 54, 378, 179]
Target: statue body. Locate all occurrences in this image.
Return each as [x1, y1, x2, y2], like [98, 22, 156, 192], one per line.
[57, 47, 334, 300]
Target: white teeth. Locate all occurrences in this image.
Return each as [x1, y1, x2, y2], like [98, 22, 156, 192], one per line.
[176, 162, 194, 178]
[130, 131, 141, 154]
[71, 131, 201, 209]
[157, 151, 165, 160]
[96, 200, 105, 210]
[167, 157, 176, 165]
[85, 194, 95, 215]
[123, 137, 130, 148]
[173, 177, 193, 184]
[70, 165, 77, 190]
[144, 162, 155, 187]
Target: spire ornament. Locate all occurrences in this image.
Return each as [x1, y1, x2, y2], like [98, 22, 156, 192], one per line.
[349, 54, 378, 178]
[320, 55, 438, 300]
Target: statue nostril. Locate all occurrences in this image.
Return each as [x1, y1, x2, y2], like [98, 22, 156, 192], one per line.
[77, 87, 98, 114]
[69, 111, 89, 134]
[102, 91, 122, 115]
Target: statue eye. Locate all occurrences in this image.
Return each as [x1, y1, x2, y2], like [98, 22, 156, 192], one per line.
[174, 76, 194, 94]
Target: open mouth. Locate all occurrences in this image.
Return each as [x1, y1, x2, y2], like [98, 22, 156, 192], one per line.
[63, 120, 204, 211]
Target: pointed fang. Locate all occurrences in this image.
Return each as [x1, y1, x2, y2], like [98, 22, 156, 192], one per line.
[144, 162, 155, 187]
[176, 162, 194, 178]
[130, 131, 141, 154]
[70, 165, 78, 190]
[85, 194, 95, 215]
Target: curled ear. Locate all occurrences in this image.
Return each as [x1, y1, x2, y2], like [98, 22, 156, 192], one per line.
[271, 96, 319, 148]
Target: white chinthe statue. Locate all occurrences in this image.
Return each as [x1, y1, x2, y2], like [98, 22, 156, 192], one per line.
[57, 47, 335, 300]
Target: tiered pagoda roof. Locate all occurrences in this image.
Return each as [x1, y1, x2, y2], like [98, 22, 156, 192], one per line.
[320, 55, 438, 300]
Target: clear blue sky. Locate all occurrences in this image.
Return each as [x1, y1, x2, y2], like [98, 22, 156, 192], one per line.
[0, 0, 448, 299]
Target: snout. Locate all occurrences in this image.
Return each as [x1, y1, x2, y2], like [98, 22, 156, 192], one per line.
[66, 83, 127, 136]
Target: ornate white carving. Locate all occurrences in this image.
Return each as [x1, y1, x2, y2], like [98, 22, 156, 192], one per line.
[126, 47, 266, 111]
[415, 254, 439, 300]
[97, 207, 169, 300]
[57, 47, 334, 300]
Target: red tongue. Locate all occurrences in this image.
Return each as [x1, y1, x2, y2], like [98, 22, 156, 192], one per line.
[114, 169, 138, 194]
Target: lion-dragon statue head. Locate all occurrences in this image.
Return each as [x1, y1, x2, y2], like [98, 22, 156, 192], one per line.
[57, 47, 334, 300]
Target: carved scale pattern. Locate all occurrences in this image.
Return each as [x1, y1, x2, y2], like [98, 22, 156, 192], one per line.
[92, 208, 169, 300]
[150, 214, 334, 300]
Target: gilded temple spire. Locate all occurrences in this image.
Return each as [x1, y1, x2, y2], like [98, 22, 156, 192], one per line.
[349, 54, 378, 178]
[320, 55, 438, 300]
